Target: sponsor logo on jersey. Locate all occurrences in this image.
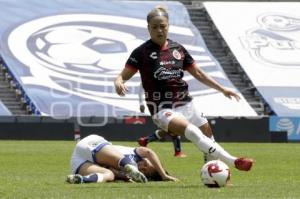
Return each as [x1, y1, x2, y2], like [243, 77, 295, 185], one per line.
[129, 57, 138, 63]
[153, 67, 183, 80]
[159, 60, 175, 66]
[150, 52, 158, 59]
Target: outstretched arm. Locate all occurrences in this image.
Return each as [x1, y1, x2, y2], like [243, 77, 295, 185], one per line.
[114, 67, 137, 96]
[187, 65, 240, 101]
[136, 147, 179, 182]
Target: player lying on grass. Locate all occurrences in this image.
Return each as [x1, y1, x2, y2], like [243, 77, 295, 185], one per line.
[66, 134, 178, 184]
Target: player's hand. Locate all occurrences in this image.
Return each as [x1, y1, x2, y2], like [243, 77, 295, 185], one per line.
[162, 174, 179, 182]
[222, 88, 240, 101]
[140, 105, 145, 113]
[115, 80, 129, 96]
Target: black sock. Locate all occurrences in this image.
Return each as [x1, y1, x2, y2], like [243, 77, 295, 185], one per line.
[172, 136, 181, 153]
[147, 133, 158, 142]
[82, 174, 99, 183]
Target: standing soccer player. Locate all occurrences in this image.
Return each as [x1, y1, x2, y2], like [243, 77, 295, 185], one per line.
[115, 6, 253, 171]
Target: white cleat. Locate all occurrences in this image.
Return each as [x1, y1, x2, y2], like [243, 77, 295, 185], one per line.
[66, 174, 83, 184]
[124, 164, 148, 183]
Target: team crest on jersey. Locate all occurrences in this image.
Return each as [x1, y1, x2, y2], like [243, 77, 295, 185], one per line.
[164, 112, 172, 117]
[172, 49, 181, 60]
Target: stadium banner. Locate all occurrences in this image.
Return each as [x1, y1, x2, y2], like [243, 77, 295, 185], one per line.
[204, 2, 300, 116]
[270, 116, 300, 141]
[0, 0, 256, 118]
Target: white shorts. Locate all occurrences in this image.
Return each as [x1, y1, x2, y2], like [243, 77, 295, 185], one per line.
[70, 134, 111, 174]
[152, 101, 208, 132]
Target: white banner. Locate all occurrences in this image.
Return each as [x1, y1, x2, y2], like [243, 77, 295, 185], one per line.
[0, 0, 257, 117]
[205, 2, 300, 116]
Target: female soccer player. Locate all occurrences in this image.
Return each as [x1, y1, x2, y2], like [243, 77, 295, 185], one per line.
[138, 83, 186, 157]
[66, 134, 178, 184]
[115, 6, 253, 171]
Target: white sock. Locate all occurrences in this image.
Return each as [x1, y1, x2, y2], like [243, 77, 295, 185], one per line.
[213, 141, 236, 166]
[184, 124, 236, 166]
[205, 135, 236, 165]
[96, 173, 104, 183]
[203, 135, 217, 162]
[155, 130, 163, 139]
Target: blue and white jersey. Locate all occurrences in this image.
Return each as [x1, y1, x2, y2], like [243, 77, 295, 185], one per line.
[70, 134, 143, 174]
[71, 134, 112, 173]
[113, 145, 143, 164]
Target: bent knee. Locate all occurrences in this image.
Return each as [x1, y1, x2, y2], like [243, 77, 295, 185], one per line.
[104, 170, 115, 182]
[200, 123, 213, 137]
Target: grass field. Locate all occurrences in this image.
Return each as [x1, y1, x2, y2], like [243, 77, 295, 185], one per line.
[0, 140, 299, 199]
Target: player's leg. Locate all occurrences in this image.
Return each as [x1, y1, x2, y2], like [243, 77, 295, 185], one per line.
[96, 145, 147, 183]
[171, 117, 253, 171]
[153, 109, 253, 171]
[200, 123, 236, 163]
[140, 128, 186, 157]
[66, 162, 114, 184]
[172, 135, 186, 157]
[185, 101, 253, 170]
[199, 122, 213, 138]
[182, 101, 216, 162]
[138, 129, 167, 146]
[200, 123, 217, 163]
[170, 135, 186, 157]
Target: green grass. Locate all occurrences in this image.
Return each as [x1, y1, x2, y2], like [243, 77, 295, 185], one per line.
[0, 141, 299, 199]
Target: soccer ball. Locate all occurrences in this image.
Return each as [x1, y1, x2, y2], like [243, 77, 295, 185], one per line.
[200, 160, 231, 187]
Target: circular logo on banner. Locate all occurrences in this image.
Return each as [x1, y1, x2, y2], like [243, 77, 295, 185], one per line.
[4, 13, 222, 116]
[276, 118, 294, 136]
[242, 13, 300, 68]
[7, 13, 144, 81]
[5, 14, 148, 115]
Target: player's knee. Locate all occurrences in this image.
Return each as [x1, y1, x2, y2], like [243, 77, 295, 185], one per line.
[158, 129, 167, 137]
[104, 170, 115, 182]
[200, 123, 213, 137]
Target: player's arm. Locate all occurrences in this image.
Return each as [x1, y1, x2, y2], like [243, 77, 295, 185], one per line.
[138, 83, 146, 113]
[136, 147, 179, 182]
[114, 67, 137, 96]
[186, 65, 240, 101]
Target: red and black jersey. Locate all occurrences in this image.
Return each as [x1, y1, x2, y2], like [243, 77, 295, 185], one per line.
[125, 39, 195, 115]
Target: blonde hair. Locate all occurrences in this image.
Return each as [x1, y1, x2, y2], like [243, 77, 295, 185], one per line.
[147, 6, 169, 23]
